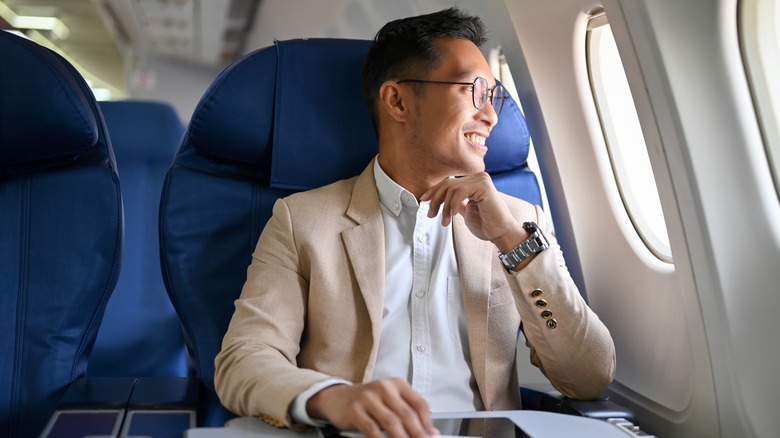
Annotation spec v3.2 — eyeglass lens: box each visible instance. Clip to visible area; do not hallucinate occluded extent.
[473,77,506,116]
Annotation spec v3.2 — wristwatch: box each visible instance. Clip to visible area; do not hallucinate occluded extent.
[498,221,550,270]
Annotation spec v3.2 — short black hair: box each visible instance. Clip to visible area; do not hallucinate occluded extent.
[361,7,487,128]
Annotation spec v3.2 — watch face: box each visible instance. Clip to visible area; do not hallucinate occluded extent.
[522,221,539,233]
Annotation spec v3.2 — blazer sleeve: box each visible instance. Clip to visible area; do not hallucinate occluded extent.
[214,198,334,427]
[508,204,616,400]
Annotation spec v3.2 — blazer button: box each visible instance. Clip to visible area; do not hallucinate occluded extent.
[535,299,547,308]
[541,310,553,319]
[546,319,558,329]
[530,289,542,298]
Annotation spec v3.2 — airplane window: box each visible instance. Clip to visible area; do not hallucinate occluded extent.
[741,0,780,198]
[587,20,673,262]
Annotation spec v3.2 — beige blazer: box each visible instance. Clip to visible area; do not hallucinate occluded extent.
[215,162,615,426]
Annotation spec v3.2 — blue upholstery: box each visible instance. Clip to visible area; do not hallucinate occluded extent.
[485,89,541,207]
[159,38,539,426]
[89,101,187,378]
[0,30,123,437]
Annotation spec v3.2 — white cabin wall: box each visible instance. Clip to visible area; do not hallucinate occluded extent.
[608,1,780,437]
[500,0,726,436]
[242,0,418,51]
[125,56,221,123]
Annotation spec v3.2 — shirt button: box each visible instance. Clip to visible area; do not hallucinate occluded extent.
[416,344,426,352]
[418,234,427,243]
[415,290,425,298]
[393,203,400,211]
[530,289,542,298]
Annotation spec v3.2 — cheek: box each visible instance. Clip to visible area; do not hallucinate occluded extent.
[437,107,467,129]
[418,98,473,133]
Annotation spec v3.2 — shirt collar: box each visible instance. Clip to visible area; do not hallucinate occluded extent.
[374,157,419,216]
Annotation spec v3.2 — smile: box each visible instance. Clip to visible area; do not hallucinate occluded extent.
[465,132,487,146]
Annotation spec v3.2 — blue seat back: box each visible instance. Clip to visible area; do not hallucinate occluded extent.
[0,31,123,437]
[89,100,187,378]
[159,38,538,425]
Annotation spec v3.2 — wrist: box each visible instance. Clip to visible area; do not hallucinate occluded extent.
[306,383,346,422]
[497,222,550,271]
[491,223,528,254]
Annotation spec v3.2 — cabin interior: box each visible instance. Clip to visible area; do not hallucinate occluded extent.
[2,0,780,437]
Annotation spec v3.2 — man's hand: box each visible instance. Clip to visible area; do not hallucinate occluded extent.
[306,378,439,438]
[420,172,524,253]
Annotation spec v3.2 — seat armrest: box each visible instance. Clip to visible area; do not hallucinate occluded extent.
[520,383,638,425]
[57,377,137,409]
[129,377,200,410]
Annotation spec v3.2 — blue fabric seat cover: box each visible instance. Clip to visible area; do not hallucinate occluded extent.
[0,30,122,437]
[89,100,187,378]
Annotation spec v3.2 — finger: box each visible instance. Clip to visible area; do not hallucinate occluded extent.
[440,188,457,226]
[349,391,400,438]
[397,386,436,436]
[363,395,409,438]
[420,187,433,202]
[448,190,471,219]
[425,185,447,219]
[380,393,429,438]
[443,185,475,227]
[378,379,435,437]
[354,412,386,438]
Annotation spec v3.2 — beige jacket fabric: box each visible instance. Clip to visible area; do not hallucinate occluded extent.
[214,162,616,426]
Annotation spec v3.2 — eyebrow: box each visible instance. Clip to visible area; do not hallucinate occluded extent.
[453,71,498,87]
[454,71,475,81]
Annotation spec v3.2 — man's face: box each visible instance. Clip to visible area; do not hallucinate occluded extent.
[405,38,499,179]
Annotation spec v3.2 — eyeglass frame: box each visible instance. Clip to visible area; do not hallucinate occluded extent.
[395,76,506,116]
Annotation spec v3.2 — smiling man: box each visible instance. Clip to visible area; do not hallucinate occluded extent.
[215,7,615,438]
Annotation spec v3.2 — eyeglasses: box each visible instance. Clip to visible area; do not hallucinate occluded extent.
[396,76,506,116]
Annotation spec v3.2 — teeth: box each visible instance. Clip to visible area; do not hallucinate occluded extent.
[465,133,485,145]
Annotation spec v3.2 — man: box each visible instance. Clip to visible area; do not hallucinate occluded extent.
[215,7,615,438]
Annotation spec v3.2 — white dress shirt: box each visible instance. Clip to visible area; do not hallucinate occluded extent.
[290,158,479,424]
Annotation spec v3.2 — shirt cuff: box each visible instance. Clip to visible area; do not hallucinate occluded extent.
[289,378,352,426]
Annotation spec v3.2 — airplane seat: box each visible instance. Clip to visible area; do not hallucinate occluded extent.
[88,100,188,378]
[0,31,123,437]
[159,37,628,427]
[484,93,542,207]
[160,38,379,426]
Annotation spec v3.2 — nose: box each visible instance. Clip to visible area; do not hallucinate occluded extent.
[478,98,499,128]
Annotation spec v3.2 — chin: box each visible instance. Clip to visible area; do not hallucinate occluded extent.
[455,160,485,176]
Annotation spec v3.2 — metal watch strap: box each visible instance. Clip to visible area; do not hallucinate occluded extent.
[499,222,550,270]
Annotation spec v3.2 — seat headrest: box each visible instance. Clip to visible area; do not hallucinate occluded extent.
[484,90,531,173]
[187,38,378,189]
[100,100,184,163]
[0,31,99,166]
[185,38,530,188]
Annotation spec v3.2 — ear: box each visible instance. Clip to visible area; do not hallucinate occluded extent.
[378,81,409,123]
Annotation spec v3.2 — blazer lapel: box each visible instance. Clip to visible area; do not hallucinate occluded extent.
[342,162,385,380]
[453,216,494,403]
